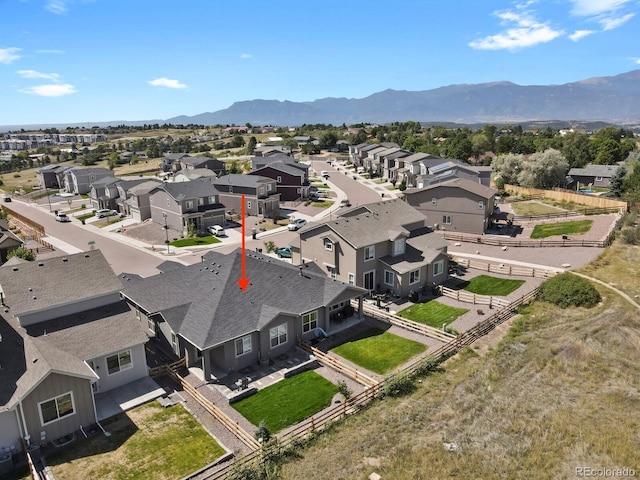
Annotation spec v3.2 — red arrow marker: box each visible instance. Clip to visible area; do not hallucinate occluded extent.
[237,194,250,291]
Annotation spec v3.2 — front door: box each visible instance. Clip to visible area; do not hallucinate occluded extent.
[363,270,375,291]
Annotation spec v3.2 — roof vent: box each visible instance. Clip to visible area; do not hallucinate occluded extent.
[38,263,44,267]
[33,296,37,300]
[32,358,38,363]
[84,254,90,258]
[62,258,68,262]
[12,267,18,272]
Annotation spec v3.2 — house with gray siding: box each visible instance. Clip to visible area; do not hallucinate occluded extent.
[567,164,620,189]
[149,179,226,234]
[36,165,73,190]
[213,174,280,217]
[403,177,497,234]
[0,251,152,458]
[121,249,366,382]
[62,167,115,195]
[292,199,449,298]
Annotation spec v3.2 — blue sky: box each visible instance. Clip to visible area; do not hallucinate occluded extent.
[1,0,638,126]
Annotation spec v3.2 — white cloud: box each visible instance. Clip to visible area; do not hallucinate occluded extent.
[632,57,640,65]
[148,77,187,89]
[17,70,61,81]
[469,10,563,50]
[569,0,629,17]
[19,83,76,97]
[0,47,22,64]
[568,29,595,41]
[45,0,69,14]
[240,53,252,59]
[599,13,634,30]
[36,49,65,55]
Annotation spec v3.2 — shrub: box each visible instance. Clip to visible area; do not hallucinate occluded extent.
[336,380,352,400]
[7,246,36,261]
[384,373,416,398]
[263,240,276,253]
[538,273,601,308]
[255,420,271,443]
[621,225,640,245]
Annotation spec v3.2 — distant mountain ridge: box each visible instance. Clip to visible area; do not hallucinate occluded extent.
[166,69,640,126]
[3,70,640,132]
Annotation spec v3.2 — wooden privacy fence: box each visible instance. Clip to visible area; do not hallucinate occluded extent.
[298,344,379,388]
[357,300,455,342]
[505,184,628,211]
[148,357,185,378]
[2,204,46,234]
[438,285,510,309]
[451,256,560,279]
[166,367,261,452]
[442,231,608,248]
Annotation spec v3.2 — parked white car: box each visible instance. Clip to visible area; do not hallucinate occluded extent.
[288,219,307,231]
[55,212,71,222]
[207,225,225,236]
[96,209,118,218]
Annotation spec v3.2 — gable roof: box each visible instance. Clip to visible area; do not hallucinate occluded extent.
[0,250,123,319]
[214,174,274,189]
[152,179,219,200]
[300,199,426,249]
[121,249,366,350]
[404,177,497,199]
[251,161,306,178]
[568,164,620,178]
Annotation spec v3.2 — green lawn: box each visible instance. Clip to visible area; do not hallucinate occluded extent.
[232,370,337,433]
[47,402,225,480]
[331,328,426,375]
[530,219,593,239]
[457,275,525,296]
[397,301,469,328]
[170,236,221,247]
[311,200,334,208]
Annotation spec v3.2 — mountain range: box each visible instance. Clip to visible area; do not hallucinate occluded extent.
[4,70,640,131]
[165,70,640,127]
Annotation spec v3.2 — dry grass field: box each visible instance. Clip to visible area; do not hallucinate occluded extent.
[277,241,640,479]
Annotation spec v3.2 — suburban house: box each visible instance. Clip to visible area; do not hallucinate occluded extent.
[122,180,163,221]
[62,167,115,195]
[178,156,226,176]
[120,249,367,382]
[253,145,291,157]
[0,219,22,263]
[381,149,412,182]
[415,160,492,189]
[149,179,226,234]
[0,251,155,457]
[161,153,190,172]
[567,164,621,190]
[248,161,310,201]
[403,177,498,234]
[292,199,449,297]
[35,165,73,190]
[250,153,299,171]
[88,177,161,212]
[213,174,280,217]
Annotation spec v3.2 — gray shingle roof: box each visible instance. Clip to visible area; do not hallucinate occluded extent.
[121,249,366,350]
[405,177,497,199]
[379,236,446,274]
[0,250,123,319]
[214,174,273,188]
[568,165,620,178]
[252,162,306,177]
[300,199,426,249]
[153,179,219,200]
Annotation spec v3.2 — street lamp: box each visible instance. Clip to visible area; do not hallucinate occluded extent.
[162,212,170,254]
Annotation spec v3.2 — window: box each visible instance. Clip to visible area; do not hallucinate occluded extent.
[442,215,452,225]
[107,350,132,375]
[270,324,287,348]
[431,197,437,206]
[235,335,252,356]
[247,201,252,209]
[229,186,233,193]
[478,201,484,209]
[267,183,273,191]
[259,187,265,195]
[147,316,155,333]
[434,260,444,276]
[39,392,74,426]
[325,241,333,251]
[302,310,318,333]
[348,273,355,285]
[198,197,204,206]
[410,269,420,284]
[364,245,375,261]
[208,196,216,204]
[277,176,282,184]
[186,200,194,210]
[329,267,336,279]
[171,332,177,350]
[595,176,603,181]
[384,270,395,286]
[394,238,405,255]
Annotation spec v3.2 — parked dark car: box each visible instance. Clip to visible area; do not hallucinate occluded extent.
[275,246,293,258]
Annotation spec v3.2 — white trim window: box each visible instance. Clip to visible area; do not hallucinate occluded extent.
[325,241,333,251]
[247,201,252,209]
[329,267,337,279]
[384,270,395,286]
[478,200,484,210]
[185,200,194,210]
[270,324,287,348]
[348,273,355,285]
[39,392,75,426]
[302,310,318,333]
[442,215,452,225]
[198,197,204,206]
[595,176,603,181]
[364,245,375,261]
[235,335,252,356]
[431,197,437,206]
[107,350,133,375]
[409,269,420,284]
[394,238,405,255]
[434,260,444,276]
[277,176,282,184]
[147,316,155,333]
[208,196,216,204]
[171,332,178,351]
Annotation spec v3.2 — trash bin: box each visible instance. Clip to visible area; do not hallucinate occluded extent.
[251,228,257,240]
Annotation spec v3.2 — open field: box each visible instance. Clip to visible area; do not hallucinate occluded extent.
[278,270,640,479]
[531,219,594,239]
[510,201,566,216]
[46,402,225,480]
